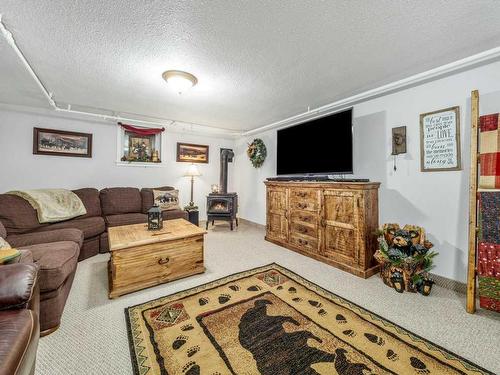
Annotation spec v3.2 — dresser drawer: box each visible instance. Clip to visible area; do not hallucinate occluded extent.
[290,222,318,238]
[290,235,318,252]
[290,210,318,226]
[290,189,318,201]
[289,200,319,212]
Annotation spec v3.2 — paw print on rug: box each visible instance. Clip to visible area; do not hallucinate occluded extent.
[218,294,231,304]
[187,345,200,358]
[308,300,323,308]
[288,287,297,293]
[292,297,303,303]
[182,361,200,375]
[181,324,194,331]
[198,297,209,306]
[336,314,347,324]
[364,333,385,346]
[276,285,284,290]
[343,329,356,338]
[172,335,188,350]
[247,285,262,292]
[410,357,430,374]
[318,309,327,316]
[229,285,240,291]
[386,349,399,361]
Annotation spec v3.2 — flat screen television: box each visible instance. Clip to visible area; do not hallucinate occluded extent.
[276,108,353,175]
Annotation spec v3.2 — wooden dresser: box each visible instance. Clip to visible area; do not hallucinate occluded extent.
[265,181,380,278]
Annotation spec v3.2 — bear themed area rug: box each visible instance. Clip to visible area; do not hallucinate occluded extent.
[125,264,493,375]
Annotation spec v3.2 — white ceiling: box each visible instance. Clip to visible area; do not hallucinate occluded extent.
[1,1,499,131]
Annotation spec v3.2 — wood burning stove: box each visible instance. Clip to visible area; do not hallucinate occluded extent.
[206,148,238,230]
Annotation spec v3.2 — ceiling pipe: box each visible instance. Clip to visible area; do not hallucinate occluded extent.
[54,105,174,128]
[0,14,56,109]
[0,14,238,134]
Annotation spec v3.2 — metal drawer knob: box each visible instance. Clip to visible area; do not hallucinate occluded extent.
[158,257,170,265]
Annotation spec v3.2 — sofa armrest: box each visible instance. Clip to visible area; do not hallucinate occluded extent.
[6,229,84,248]
[0,263,38,310]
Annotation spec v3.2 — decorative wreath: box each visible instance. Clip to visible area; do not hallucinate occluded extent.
[247,138,267,168]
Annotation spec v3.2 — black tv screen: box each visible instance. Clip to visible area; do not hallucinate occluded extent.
[276,108,353,175]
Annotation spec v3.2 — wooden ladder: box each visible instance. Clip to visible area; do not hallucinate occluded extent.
[466,90,479,313]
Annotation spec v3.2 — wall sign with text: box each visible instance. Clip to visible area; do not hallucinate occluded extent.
[419,106,461,172]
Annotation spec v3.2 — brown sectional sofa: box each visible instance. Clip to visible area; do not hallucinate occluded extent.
[0,186,187,336]
[0,186,188,260]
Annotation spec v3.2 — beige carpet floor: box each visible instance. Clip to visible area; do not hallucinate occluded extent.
[35,221,500,375]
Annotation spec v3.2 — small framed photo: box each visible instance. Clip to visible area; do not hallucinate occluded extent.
[176,143,209,163]
[33,127,92,158]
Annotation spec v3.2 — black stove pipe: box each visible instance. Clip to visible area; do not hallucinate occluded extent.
[220,148,234,194]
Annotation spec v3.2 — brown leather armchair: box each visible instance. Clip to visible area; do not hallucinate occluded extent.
[0,263,40,375]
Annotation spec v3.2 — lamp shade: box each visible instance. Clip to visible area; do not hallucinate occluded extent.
[184,163,201,177]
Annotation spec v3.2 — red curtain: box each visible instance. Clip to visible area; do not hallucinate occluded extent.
[119,122,165,135]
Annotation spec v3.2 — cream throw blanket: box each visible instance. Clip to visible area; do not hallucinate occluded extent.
[8,189,87,223]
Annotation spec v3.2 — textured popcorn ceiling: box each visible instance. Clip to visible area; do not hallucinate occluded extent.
[1,1,500,131]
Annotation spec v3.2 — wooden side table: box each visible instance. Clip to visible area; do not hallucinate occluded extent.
[186,209,199,226]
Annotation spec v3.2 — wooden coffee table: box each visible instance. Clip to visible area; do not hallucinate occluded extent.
[107,218,206,299]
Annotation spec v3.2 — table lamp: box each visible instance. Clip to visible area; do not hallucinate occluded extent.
[184,163,201,208]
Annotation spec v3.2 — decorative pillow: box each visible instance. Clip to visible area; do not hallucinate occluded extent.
[0,248,21,264]
[153,189,181,211]
[0,237,11,249]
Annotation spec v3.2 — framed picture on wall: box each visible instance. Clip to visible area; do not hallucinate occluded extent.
[176,143,209,163]
[33,127,92,158]
[419,106,461,172]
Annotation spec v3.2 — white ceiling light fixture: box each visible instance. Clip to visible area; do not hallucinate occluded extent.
[162,70,198,94]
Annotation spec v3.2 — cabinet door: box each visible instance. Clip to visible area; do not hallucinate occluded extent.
[321,190,362,266]
[266,188,289,241]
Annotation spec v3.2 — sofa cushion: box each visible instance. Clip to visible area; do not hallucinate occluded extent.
[162,209,188,221]
[7,229,84,249]
[21,241,79,292]
[19,250,33,264]
[35,217,105,239]
[105,213,147,228]
[100,188,142,215]
[0,194,41,234]
[141,186,175,213]
[73,188,101,218]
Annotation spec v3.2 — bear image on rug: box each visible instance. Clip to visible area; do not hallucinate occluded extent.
[125,264,494,375]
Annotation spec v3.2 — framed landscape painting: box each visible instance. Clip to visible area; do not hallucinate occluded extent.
[176,142,209,163]
[33,127,92,158]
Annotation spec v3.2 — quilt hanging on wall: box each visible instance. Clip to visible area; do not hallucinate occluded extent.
[478,112,500,313]
[479,113,500,189]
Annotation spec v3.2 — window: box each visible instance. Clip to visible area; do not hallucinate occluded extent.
[117,124,164,165]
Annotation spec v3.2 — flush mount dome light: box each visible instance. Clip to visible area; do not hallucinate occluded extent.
[162,70,198,94]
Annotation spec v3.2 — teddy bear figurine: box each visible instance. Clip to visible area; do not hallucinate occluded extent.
[388,229,415,258]
[376,223,437,295]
